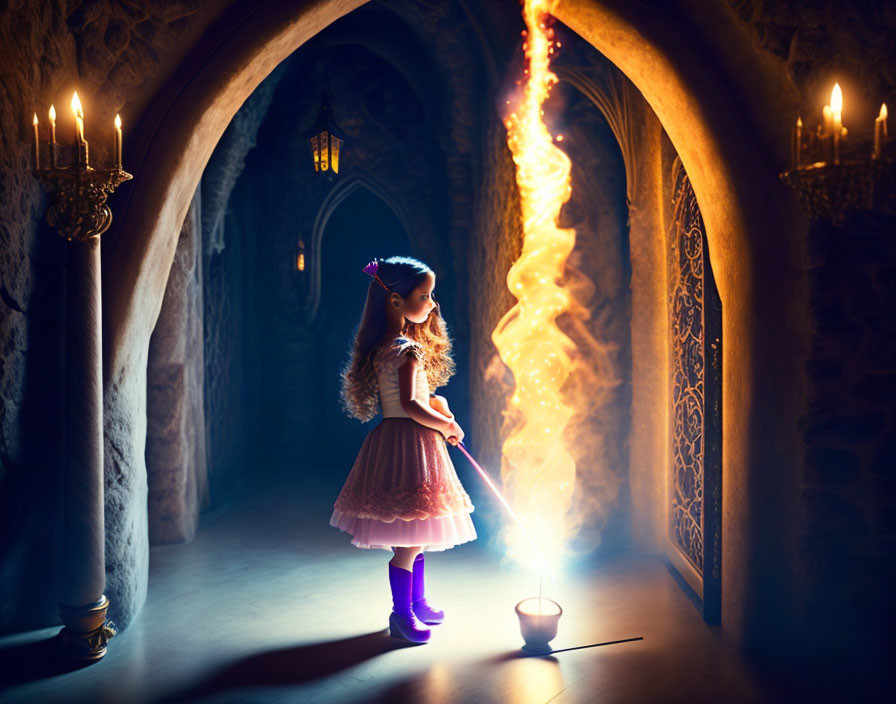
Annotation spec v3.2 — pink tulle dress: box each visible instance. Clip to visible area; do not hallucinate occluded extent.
[330,336,476,551]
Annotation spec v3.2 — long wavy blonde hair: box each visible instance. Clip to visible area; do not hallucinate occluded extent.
[341,256,456,422]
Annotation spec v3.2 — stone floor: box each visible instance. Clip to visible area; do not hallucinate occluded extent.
[0,475,826,703]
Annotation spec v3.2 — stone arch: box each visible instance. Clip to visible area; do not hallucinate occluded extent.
[103,0,800,650]
[556,59,725,622]
[305,170,414,324]
[553,63,641,206]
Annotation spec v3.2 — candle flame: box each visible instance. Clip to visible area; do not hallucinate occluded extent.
[49,105,56,123]
[830,83,842,114]
[494,0,578,573]
[115,114,121,129]
[33,112,38,126]
[71,91,83,117]
[881,104,888,120]
[796,116,802,127]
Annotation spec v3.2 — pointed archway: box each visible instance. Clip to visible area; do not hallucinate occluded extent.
[101,0,800,652]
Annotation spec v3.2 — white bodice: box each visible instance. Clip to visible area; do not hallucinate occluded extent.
[375,337,430,418]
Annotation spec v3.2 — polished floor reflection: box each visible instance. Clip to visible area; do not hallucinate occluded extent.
[1,476,778,703]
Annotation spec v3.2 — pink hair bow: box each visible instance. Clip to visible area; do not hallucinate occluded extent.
[362,259,390,292]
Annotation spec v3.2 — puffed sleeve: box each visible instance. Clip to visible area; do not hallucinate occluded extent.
[390,337,424,370]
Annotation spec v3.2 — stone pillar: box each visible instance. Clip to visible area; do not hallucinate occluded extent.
[59,237,114,661]
[36,162,132,661]
[625,105,668,552]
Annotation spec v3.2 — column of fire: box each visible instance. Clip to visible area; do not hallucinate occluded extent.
[493,0,578,571]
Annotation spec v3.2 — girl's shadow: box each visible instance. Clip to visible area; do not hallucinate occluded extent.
[166,629,414,702]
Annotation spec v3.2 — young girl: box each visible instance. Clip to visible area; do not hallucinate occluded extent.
[330,256,476,644]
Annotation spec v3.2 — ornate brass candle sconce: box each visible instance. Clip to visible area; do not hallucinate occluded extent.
[35,163,133,241]
[779,157,889,225]
[780,87,891,225]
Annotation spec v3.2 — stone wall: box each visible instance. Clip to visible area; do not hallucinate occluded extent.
[468,114,522,535]
[146,191,208,545]
[202,208,248,500]
[722,0,896,660]
[797,210,896,657]
[0,0,207,633]
[727,0,896,111]
[0,1,74,634]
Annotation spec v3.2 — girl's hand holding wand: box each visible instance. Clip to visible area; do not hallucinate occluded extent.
[398,356,463,445]
[430,394,463,445]
[441,419,464,446]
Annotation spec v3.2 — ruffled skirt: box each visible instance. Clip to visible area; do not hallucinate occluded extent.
[330,417,476,551]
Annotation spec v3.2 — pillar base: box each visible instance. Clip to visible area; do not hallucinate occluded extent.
[58,594,117,662]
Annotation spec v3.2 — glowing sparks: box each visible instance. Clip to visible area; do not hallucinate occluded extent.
[493,0,577,573]
[457,443,556,579]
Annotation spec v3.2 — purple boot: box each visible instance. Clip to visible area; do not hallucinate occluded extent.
[412,554,445,625]
[388,563,431,643]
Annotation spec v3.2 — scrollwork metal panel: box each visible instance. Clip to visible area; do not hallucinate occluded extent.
[667,157,722,622]
[669,163,705,574]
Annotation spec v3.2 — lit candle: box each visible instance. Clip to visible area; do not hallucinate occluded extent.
[32,113,39,169]
[831,83,842,164]
[49,105,56,167]
[794,117,802,167]
[71,92,88,168]
[71,91,84,144]
[114,114,122,169]
[875,103,888,159]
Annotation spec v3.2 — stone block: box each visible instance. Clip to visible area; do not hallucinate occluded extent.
[802,411,886,446]
[803,489,868,542]
[805,357,844,382]
[869,432,896,476]
[810,303,864,350]
[851,374,896,403]
[804,445,861,487]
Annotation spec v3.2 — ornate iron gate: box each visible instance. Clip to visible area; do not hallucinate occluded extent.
[667,158,722,624]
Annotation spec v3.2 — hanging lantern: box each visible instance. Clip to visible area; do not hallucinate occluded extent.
[296,238,306,272]
[306,90,345,176]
